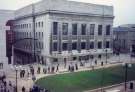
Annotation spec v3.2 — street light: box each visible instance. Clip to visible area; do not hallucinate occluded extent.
[11,65,22,92]
[105,49,107,64]
[122,63,132,92]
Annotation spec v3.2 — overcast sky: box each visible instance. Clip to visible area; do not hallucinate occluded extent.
[0,0,135,26]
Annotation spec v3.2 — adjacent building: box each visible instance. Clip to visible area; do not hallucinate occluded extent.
[113,24,135,55]
[12,0,114,65]
[0,10,14,70]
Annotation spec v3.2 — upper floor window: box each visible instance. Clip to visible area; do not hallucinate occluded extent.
[38,22,41,27]
[29,24,31,28]
[53,22,58,35]
[41,22,44,27]
[106,25,111,35]
[81,24,86,35]
[36,23,37,28]
[98,41,102,49]
[72,23,77,35]
[106,41,110,48]
[62,23,68,35]
[90,24,95,35]
[81,42,86,49]
[98,25,102,35]
[42,32,43,38]
[72,42,77,50]
[62,43,68,51]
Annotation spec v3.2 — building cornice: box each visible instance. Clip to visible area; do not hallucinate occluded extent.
[14,10,114,20]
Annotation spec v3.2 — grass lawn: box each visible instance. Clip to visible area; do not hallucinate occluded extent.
[36,64,135,92]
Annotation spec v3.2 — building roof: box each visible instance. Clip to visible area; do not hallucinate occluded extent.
[119,24,135,28]
[113,26,135,32]
[14,0,113,19]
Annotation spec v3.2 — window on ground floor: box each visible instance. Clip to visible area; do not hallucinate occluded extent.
[106,41,110,48]
[53,42,58,51]
[90,42,94,49]
[72,42,77,50]
[98,41,102,49]
[81,42,86,49]
[0,63,3,69]
[62,43,68,51]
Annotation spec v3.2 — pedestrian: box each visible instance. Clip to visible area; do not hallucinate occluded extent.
[23,70,25,77]
[68,65,71,71]
[51,66,55,73]
[56,65,58,72]
[27,71,30,77]
[75,63,78,70]
[4,87,6,92]
[13,86,16,92]
[29,88,32,92]
[48,66,50,73]
[9,81,12,87]
[32,68,35,76]
[32,75,36,82]
[101,61,104,66]
[22,86,26,92]
[95,60,97,65]
[43,67,47,74]
[64,59,67,68]
[37,67,40,74]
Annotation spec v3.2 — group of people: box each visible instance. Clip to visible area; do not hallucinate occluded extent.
[20,70,26,78]
[0,73,16,92]
[68,63,78,72]
[29,84,49,92]
[42,64,59,74]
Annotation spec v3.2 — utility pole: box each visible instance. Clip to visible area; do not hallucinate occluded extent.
[32,4,36,63]
[101,5,105,92]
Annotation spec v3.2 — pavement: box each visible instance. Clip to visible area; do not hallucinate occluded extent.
[2,54,135,92]
[85,81,135,92]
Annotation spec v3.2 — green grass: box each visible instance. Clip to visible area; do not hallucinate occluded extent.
[36,64,135,92]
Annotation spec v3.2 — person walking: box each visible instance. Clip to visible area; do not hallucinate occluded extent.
[56,64,59,72]
[22,86,26,92]
[75,63,78,70]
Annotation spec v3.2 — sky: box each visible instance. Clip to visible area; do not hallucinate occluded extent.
[0,0,135,26]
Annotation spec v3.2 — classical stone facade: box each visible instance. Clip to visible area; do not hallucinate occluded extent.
[12,0,114,65]
[0,10,14,70]
[113,24,135,55]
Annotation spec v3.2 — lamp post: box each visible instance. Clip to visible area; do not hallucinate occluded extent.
[11,65,22,92]
[122,63,132,92]
[105,49,107,64]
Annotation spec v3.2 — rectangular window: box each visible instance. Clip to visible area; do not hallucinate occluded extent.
[53,22,58,35]
[62,43,68,51]
[38,22,40,27]
[106,41,110,48]
[41,22,44,27]
[42,32,43,38]
[81,24,86,35]
[62,23,68,35]
[39,32,41,38]
[106,25,111,35]
[90,42,94,49]
[90,24,95,35]
[53,42,57,51]
[81,42,86,49]
[35,23,37,28]
[98,25,102,35]
[72,23,77,35]
[29,24,31,28]
[72,42,77,50]
[98,41,102,49]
